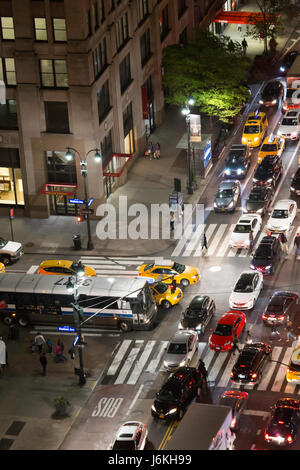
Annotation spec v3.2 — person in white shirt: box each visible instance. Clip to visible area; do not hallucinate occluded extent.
[35,332,46,353]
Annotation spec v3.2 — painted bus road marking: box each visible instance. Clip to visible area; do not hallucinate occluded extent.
[91,397,124,418]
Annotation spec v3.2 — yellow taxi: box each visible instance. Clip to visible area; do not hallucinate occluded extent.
[150,281,183,309]
[257,134,285,164]
[0,262,5,273]
[38,260,96,276]
[286,340,300,383]
[138,261,200,287]
[241,111,268,147]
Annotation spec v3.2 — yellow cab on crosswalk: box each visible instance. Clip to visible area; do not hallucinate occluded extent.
[286,340,300,383]
[241,110,268,148]
[257,134,285,164]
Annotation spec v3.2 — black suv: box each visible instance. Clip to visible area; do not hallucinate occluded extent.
[230,342,272,385]
[259,80,284,108]
[244,186,273,216]
[253,155,282,189]
[290,167,300,197]
[179,295,215,335]
[262,291,299,326]
[223,144,250,179]
[151,367,203,420]
[265,398,300,446]
[250,236,282,275]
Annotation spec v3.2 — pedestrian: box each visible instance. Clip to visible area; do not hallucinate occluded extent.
[39,352,47,376]
[228,39,235,53]
[0,336,6,373]
[246,330,252,344]
[286,320,296,342]
[237,24,242,33]
[57,338,65,354]
[202,232,208,253]
[154,142,160,159]
[55,342,66,362]
[198,359,208,382]
[232,336,240,356]
[242,38,248,55]
[270,325,281,341]
[249,230,254,251]
[46,338,53,354]
[34,332,46,353]
[170,211,175,232]
[294,233,300,259]
[280,231,288,256]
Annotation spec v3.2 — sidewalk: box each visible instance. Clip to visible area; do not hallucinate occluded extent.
[0,1,299,258]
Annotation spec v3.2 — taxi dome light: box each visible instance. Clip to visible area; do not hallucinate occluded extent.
[254,109,259,118]
[268,133,275,143]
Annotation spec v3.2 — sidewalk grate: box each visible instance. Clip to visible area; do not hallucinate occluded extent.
[6,421,25,436]
[0,438,14,450]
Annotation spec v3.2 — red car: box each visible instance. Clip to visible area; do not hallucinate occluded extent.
[209,310,246,352]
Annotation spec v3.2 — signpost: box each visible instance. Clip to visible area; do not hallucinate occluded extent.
[9,206,14,241]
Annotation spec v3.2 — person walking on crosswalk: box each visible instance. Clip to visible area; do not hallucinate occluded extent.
[280,231,288,257]
[294,233,300,259]
[201,232,208,253]
[285,320,296,342]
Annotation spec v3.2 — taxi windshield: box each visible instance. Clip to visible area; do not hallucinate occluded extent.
[244,125,259,134]
[172,262,185,274]
[153,282,168,294]
[272,209,288,218]
[261,144,277,152]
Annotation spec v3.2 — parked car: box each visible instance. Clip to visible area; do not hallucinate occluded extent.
[262,291,298,326]
[229,271,263,310]
[230,342,272,386]
[223,144,250,179]
[208,310,246,352]
[109,421,148,450]
[265,398,300,446]
[280,50,298,73]
[151,367,203,421]
[229,214,262,249]
[266,199,297,234]
[259,80,284,107]
[290,167,300,196]
[277,110,300,140]
[250,236,282,275]
[219,390,248,431]
[0,237,23,265]
[253,155,283,189]
[163,330,198,371]
[178,295,215,335]
[214,180,241,213]
[244,186,273,216]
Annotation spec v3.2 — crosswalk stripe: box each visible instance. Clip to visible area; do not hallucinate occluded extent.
[182,224,205,257]
[271,347,293,393]
[114,346,141,384]
[194,224,217,256]
[171,224,195,257]
[215,224,236,257]
[216,353,239,388]
[126,340,156,384]
[257,346,282,391]
[206,224,228,257]
[26,265,39,274]
[106,340,132,376]
[146,341,168,374]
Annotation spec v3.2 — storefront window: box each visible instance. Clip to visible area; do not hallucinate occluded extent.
[0,149,24,205]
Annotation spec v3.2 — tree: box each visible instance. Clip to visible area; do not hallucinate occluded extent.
[162,30,251,122]
[245,0,294,54]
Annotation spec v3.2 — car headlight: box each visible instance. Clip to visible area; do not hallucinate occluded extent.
[151,405,156,411]
[224,169,231,175]
[265,265,271,270]
[250,263,255,269]
[196,323,203,331]
[272,99,277,104]
[292,132,298,137]
[253,178,258,183]
[267,178,273,183]
[254,137,259,142]
[167,408,178,415]
[259,100,263,104]
[179,360,187,367]
[291,186,295,191]
[280,66,286,72]
[237,168,244,175]
[277,130,282,135]
[163,361,168,367]
[257,208,264,214]
[214,202,218,208]
[228,201,234,208]
[242,137,247,143]
[224,341,232,346]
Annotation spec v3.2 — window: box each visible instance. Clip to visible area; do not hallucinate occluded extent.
[140,29,151,67]
[46,150,77,184]
[119,53,131,94]
[40,59,68,87]
[0,99,18,130]
[101,129,113,166]
[160,5,169,42]
[97,0,105,24]
[44,101,70,133]
[109,0,115,12]
[137,0,149,24]
[0,58,16,85]
[1,17,15,40]
[123,102,135,153]
[52,18,67,42]
[93,3,99,30]
[116,12,129,50]
[97,80,111,123]
[34,18,47,41]
[178,0,187,18]
[92,37,107,78]
[179,27,187,46]
[0,148,24,206]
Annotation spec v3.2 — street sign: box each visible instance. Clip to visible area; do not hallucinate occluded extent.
[88,197,94,207]
[58,326,76,332]
[69,198,85,204]
[80,208,94,215]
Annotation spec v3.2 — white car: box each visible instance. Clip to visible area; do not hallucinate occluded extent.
[277,110,300,140]
[229,214,262,249]
[266,199,297,233]
[229,271,263,310]
[109,421,148,450]
[0,236,23,265]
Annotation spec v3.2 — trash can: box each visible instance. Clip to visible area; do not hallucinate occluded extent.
[73,235,81,250]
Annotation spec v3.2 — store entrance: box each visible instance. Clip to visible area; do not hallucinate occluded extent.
[49,195,77,215]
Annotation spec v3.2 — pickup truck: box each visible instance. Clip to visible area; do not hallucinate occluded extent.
[0,237,24,265]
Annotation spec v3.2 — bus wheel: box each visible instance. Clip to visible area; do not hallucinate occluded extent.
[119,321,132,332]
[3,316,12,326]
[18,316,29,327]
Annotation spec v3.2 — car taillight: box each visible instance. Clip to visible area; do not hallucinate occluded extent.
[287,435,293,443]
[265,433,270,440]
[231,417,236,428]
[262,314,267,319]
[251,373,257,379]
[278,316,285,321]
[230,371,234,377]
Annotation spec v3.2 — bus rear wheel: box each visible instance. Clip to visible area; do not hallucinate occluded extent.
[119,321,132,332]
[18,316,29,327]
[2,316,12,326]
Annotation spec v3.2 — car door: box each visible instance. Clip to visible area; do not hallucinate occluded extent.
[290,202,297,223]
[188,333,197,360]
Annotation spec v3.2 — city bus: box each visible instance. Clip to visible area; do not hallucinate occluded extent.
[0,273,157,332]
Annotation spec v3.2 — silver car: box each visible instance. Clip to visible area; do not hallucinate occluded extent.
[163,330,198,371]
[214,180,241,213]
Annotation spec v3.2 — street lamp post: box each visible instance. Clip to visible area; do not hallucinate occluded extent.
[65,147,102,250]
[181,98,195,195]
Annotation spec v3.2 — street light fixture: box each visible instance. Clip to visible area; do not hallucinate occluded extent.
[65,147,102,250]
[181,98,195,195]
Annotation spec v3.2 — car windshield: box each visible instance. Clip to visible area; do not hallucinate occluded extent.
[185,308,201,318]
[268,300,283,312]
[255,166,272,178]
[167,343,187,354]
[154,282,169,294]
[112,440,135,450]
[272,408,294,426]
[172,262,185,274]
[261,144,277,152]
[248,192,264,202]
[0,237,8,248]
[254,246,272,259]
[271,209,288,218]
[289,361,300,372]
[244,125,259,134]
[226,157,244,168]
[281,118,297,126]
[217,189,233,198]
[214,323,233,336]
[234,276,253,293]
[158,387,179,401]
[234,224,251,233]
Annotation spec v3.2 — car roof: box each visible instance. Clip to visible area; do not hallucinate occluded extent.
[116,422,141,440]
[273,199,294,209]
[219,180,236,189]
[262,135,281,144]
[284,110,300,118]
[189,295,207,307]
[219,311,244,324]
[40,260,72,268]
[170,330,194,343]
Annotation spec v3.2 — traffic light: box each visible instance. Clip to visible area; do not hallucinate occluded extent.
[76,214,84,222]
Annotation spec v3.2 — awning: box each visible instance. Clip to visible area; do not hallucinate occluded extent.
[214,11,280,25]
[40,182,77,196]
[103,153,133,178]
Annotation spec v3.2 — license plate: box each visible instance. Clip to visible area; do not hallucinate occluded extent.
[239,374,245,379]
[159,414,164,419]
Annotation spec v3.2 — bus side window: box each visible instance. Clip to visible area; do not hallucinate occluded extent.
[117,300,130,310]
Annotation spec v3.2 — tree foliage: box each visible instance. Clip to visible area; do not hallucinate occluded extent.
[162,30,251,122]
